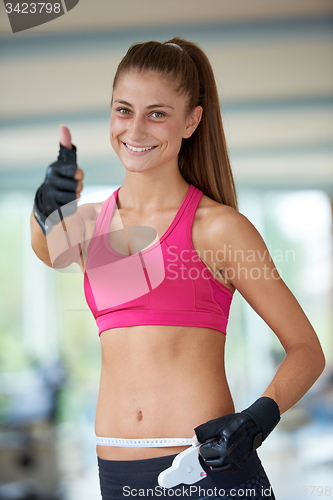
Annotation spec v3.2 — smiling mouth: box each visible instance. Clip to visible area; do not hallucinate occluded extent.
[122,142,158,152]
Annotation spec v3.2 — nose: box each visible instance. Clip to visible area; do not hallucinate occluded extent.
[127,114,148,143]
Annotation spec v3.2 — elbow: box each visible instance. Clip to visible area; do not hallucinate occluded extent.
[314,335,326,375]
[309,341,326,382]
[31,241,53,268]
[288,339,326,382]
[318,347,326,377]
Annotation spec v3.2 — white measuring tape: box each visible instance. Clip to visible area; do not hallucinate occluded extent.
[96,436,194,447]
[96,436,207,488]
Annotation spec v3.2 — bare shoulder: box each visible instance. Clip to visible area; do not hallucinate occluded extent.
[192,195,249,293]
[78,200,104,222]
[196,194,251,240]
[195,194,268,269]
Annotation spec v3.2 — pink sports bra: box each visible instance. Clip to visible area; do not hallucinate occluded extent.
[83,184,233,336]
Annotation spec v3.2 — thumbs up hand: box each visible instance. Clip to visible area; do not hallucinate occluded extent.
[33,125,84,235]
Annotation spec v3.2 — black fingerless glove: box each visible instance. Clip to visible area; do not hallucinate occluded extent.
[33,144,78,235]
[194,397,280,474]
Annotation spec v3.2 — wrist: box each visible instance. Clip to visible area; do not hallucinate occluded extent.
[241,396,280,441]
[33,185,60,236]
[33,186,48,235]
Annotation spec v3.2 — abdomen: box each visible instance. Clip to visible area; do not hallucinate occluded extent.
[95,324,234,460]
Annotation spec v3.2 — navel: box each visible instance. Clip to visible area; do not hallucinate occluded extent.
[136,410,143,422]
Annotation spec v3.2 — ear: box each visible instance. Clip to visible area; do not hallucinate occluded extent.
[182,106,203,139]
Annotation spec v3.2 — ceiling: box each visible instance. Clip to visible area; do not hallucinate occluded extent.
[0,0,332,194]
[1,0,332,33]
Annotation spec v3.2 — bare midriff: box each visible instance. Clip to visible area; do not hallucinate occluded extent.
[95,324,234,460]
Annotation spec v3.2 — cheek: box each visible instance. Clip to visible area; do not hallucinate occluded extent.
[109,118,121,142]
[163,122,184,144]
[109,127,119,152]
[170,125,186,151]
[110,115,117,133]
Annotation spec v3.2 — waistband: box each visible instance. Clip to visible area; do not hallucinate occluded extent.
[97,450,263,489]
[96,436,194,447]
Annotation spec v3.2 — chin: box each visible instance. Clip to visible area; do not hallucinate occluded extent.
[122,162,153,173]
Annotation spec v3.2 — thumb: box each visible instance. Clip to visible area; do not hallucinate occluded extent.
[60,124,72,149]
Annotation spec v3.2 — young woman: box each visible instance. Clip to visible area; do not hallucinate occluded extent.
[30,38,325,499]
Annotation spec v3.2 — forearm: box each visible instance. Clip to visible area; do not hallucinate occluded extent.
[30,211,52,265]
[30,211,77,268]
[262,340,325,414]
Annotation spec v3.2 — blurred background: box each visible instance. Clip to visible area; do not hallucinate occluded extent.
[0,0,332,498]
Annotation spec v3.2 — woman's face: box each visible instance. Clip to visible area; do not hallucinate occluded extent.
[110,70,202,174]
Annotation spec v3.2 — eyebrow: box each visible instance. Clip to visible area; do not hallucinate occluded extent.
[115,100,175,110]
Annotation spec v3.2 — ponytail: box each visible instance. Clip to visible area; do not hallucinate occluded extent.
[113,37,238,210]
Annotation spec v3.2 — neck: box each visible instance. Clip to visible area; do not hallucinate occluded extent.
[118,168,190,214]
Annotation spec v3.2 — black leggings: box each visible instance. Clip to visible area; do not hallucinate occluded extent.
[98,451,276,500]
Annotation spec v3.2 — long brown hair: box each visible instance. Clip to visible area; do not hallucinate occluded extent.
[112,37,238,210]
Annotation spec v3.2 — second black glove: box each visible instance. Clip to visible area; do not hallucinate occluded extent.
[194,397,280,474]
[33,143,78,235]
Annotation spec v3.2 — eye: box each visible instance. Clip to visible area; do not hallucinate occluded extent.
[150,111,165,118]
[117,107,131,115]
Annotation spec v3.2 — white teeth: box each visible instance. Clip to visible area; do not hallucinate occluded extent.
[125,143,155,152]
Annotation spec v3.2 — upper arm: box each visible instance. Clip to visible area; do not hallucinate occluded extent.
[33,200,101,272]
[211,208,321,353]
[45,215,84,270]
[45,203,97,271]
